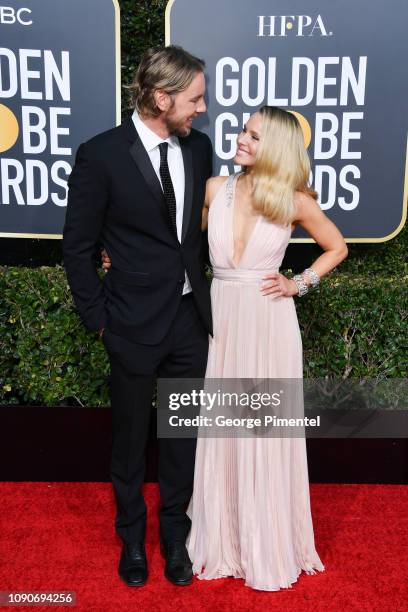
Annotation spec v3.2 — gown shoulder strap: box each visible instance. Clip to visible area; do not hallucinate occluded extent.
[225,171,242,208]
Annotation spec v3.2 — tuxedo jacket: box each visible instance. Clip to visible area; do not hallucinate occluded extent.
[63,117,213,345]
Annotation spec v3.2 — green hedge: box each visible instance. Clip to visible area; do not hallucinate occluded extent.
[0,229,406,406]
[0,267,109,406]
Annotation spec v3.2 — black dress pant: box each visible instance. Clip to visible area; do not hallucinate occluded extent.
[102,294,208,544]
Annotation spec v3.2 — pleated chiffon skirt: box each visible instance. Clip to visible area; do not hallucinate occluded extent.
[186,270,325,591]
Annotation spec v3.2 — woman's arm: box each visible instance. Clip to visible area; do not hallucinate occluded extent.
[293,191,348,278]
[202,176,228,231]
[262,192,348,298]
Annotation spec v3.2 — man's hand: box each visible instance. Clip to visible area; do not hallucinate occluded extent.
[101,249,112,272]
[98,328,105,338]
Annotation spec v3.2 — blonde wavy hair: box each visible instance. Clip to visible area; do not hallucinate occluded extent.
[250,106,317,225]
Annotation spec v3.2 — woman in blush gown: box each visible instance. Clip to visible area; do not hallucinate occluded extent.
[186,106,348,591]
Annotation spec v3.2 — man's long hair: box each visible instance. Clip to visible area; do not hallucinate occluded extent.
[128,46,205,116]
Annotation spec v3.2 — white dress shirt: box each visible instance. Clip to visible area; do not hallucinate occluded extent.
[132,111,192,295]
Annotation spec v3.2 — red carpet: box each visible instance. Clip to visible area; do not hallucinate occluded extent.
[0,483,407,611]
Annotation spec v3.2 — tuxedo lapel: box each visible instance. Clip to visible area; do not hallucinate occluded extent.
[121,119,169,224]
[128,136,166,209]
[181,139,193,242]
[122,118,194,242]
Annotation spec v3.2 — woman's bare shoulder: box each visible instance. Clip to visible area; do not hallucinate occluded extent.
[205,175,229,207]
[294,191,319,220]
[294,190,317,206]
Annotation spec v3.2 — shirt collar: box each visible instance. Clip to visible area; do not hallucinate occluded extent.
[132,111,179,152]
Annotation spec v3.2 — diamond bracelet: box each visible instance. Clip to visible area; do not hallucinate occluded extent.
[293,274,309,297]
[302,267,320,289]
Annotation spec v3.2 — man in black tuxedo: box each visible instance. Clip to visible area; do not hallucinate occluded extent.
[63,46,212,587]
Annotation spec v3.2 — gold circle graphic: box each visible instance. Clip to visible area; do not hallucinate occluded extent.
[0,104,19,153]
[286,22,294,30]
[290,111,312,149]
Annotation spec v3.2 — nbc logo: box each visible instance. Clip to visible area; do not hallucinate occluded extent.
[0,6,32,25]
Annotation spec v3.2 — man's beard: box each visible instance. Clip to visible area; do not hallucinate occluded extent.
[165,113,192,138]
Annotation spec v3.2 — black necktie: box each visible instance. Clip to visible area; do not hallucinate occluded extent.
[158,142,177,236]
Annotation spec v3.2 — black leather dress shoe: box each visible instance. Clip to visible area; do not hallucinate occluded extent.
[118,542,148,587]
[162,541,193,586]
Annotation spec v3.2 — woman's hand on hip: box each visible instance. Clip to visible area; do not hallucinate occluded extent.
[261,272,298,298]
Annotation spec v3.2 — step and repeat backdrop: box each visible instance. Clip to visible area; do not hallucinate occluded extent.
[0,0,407,242]
[0,0,120,238]
[167,0,408,241]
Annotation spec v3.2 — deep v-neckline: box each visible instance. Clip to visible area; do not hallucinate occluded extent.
[230,173,261,269]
